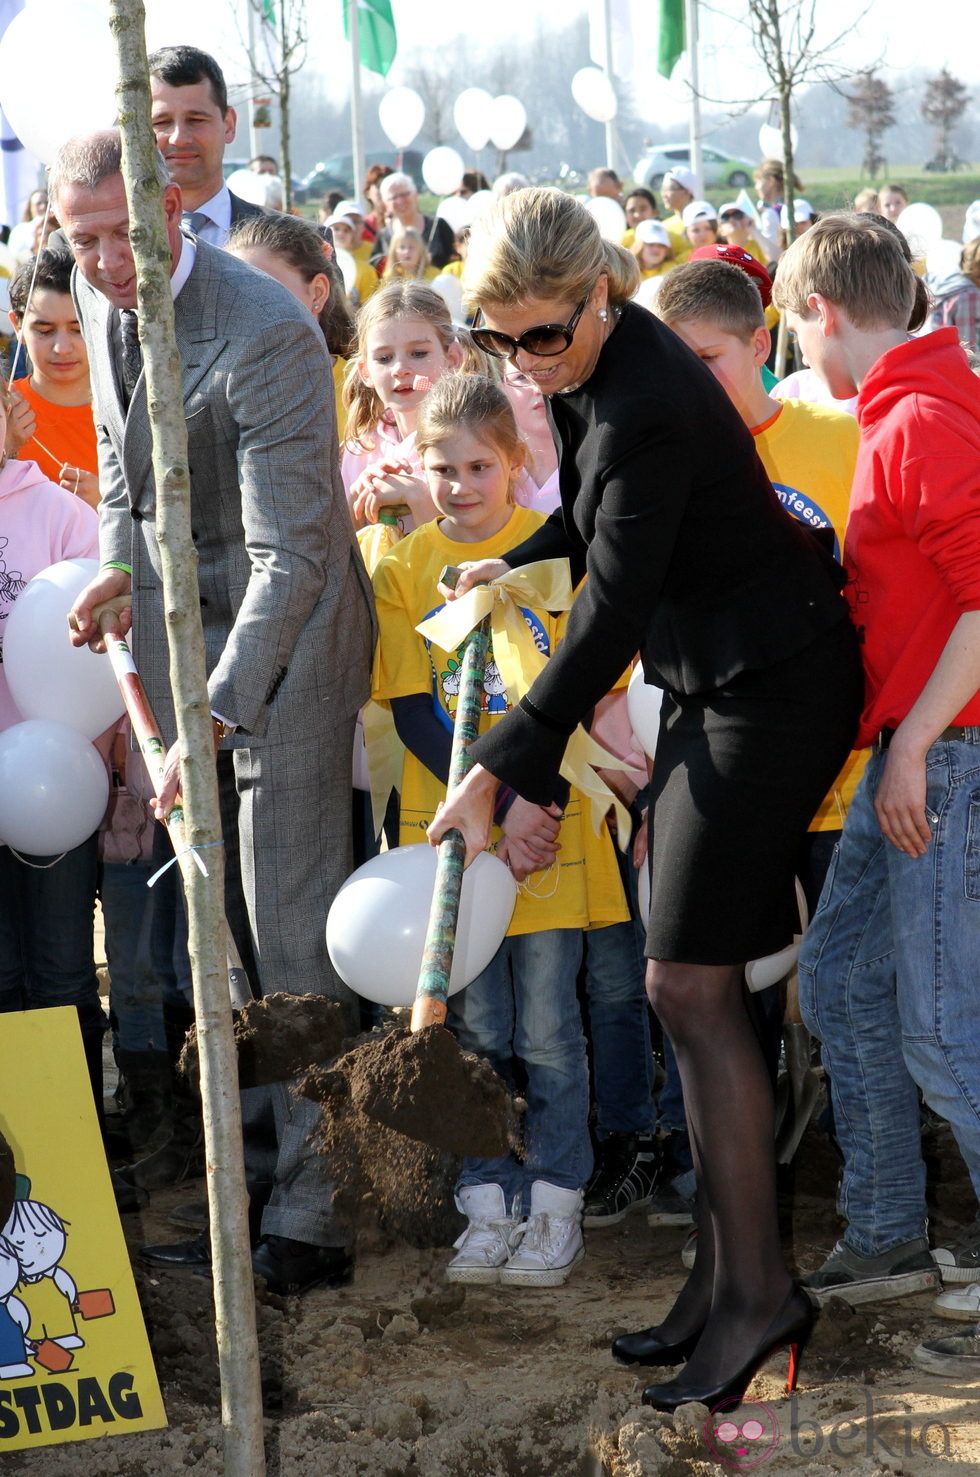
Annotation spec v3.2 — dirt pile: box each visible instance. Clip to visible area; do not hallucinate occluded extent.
[317,1024,517,1158]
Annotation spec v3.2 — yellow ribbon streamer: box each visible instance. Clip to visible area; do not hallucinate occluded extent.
[415,560,633,844]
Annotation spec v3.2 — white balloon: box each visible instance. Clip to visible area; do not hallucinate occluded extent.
[429,272,464,319]
[436,194,471,233]
[326,844,517,1007]
[334,247,357,296]
[454,87,494,152]
[0,3,117,164]
[927,237,965,277]
[571,67,617,124]
[745,943,801,992]
[757,123,798,162]
[489,95,527,152]
[462,189,495,225]
[378,87,426,150]
[897,202,943,256]
[584,194,627,243]
[422,146,464,198]
[0,719,108,854]
[626,662,663,759]
[4,558,125,739]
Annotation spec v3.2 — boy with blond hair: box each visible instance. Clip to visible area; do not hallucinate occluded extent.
[655,259,864,878]
[773,213,980,1342]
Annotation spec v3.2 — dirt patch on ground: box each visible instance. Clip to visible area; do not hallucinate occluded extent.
[10,1103,980,1476]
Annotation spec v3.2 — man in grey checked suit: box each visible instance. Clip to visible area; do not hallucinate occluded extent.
[59,130,374,1295]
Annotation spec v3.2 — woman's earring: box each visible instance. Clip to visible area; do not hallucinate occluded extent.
[598,309,608,322]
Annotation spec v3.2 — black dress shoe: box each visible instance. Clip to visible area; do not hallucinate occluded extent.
[251,1235,353,1296]
[611,1324,704,1366]
[138,1229,212,1271]
[641,1283,815,1412]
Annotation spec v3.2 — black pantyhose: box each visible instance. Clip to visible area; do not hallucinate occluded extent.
[645,961,793,1386]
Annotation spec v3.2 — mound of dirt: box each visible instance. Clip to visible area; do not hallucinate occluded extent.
[321,1025,516,1159]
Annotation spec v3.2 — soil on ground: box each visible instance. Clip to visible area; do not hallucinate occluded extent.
[8,1102,980,1477]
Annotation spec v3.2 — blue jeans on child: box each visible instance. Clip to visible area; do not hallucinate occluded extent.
[447,927,592,1201]
[799,733,980,1257]
[584,918,656,1139]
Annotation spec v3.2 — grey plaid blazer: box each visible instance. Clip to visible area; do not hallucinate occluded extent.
[75,238,375,748]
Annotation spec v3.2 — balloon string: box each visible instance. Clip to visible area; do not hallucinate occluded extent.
[147,838,223,888]
[6,847,68,869]
[7,198,52,393]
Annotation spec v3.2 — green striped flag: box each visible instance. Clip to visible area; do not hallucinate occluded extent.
[657,0,685,79]
[344,0,397,78]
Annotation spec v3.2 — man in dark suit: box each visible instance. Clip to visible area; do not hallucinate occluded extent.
[148,45,263,245]
[58,129,375,1295]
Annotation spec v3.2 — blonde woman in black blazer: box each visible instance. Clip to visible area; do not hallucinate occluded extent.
[431,188,862,1411]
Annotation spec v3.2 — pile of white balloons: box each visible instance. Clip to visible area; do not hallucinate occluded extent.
[326,844,517,1007]
[0,559,123,854]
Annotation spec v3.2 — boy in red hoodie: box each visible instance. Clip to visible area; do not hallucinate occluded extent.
[773,214,980,1340]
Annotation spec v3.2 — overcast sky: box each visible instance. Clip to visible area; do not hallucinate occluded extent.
[140,0,978,107]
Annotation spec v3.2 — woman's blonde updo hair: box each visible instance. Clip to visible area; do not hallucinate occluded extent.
[463,186,639,312]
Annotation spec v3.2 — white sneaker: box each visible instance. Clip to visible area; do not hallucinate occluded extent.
[934,1282,980,1321]
[445,1184,522,1285]
[499,1181,585,1288]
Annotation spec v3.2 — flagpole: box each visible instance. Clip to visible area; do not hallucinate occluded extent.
[685,0,703,194]
[600,0,616,172]
[349,0,366,209]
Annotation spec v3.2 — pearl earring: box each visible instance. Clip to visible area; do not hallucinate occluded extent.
[599,309,608,322]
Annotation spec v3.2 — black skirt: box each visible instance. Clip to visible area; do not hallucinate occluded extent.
[644,616,864,964]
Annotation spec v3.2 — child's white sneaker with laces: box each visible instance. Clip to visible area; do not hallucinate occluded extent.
[445,1184,522,1284]
[499,1180,585,1287]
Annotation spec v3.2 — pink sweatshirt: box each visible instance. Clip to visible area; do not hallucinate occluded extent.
[0,458,99,731]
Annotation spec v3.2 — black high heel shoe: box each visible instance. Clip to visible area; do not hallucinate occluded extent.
[640,1283,814,1413]
[612,1324,704,1367]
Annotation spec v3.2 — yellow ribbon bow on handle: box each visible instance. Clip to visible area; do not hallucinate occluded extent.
[415,559,633,846]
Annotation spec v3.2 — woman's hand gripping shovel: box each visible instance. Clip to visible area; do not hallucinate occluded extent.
[94,596,252,1009]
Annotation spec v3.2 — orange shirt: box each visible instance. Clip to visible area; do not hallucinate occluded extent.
[12,376,98,484]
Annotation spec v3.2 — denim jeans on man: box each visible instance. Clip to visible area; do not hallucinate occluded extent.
[447,927,592,1201]
[798,733,980,1257]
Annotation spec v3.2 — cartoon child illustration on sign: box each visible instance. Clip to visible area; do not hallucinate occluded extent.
[5,1200,83,1352]
[0,1236,32,1379]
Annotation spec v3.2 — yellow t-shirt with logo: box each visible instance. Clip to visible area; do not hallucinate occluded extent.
[372,505,628,934]
[752,399,866,829]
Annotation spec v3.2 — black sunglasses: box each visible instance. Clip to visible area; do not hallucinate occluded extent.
[471,296,590,359]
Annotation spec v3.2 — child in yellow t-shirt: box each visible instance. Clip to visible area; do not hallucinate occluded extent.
[654,258,864,889]
[372,374,627,1288]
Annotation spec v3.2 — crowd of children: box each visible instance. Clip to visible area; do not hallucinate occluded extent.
[3,154,980,1377]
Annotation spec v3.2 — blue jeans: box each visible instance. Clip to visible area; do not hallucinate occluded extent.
[101,860,168,1052]
[447,927,592,1200]
[0,836,103,1037]
[584,918,656,1138]
[799,734,980,1256]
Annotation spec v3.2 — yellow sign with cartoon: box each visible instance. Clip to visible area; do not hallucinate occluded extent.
[0,1007,166,1451]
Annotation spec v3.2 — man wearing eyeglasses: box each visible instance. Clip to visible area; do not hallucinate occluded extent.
[370,171,455,270]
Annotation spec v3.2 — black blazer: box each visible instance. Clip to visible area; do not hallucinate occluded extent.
[228,190,265,227]
[471,302,849,803]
